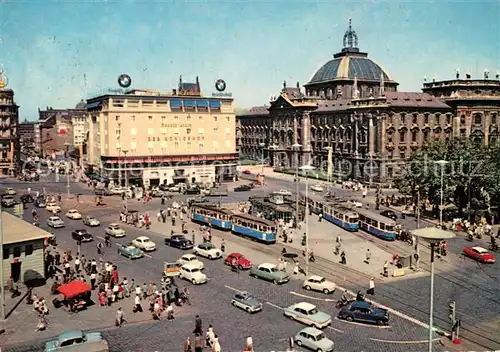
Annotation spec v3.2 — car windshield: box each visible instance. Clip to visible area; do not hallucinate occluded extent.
[269,267,278,272]
[191,268,200,273]
[111,225,120,229]
[143,239,151,243]
[317,277,325,283]
[88,217,96,220]
[306,308,319,315]
[314,332,326,340]
[204,244,214,249]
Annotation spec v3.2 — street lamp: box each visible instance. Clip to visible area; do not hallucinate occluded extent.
[299,164,315,276]
[292,143,302,226]
[64,142,71,197]
[259,142,266,175]
[122,149,129,209]
[324,146,332,187]
[413,227,455,352]
[435,160,448,226]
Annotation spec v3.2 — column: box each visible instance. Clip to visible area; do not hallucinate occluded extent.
[368,113,375,156]
[379,114,387,157]
[9,141,14,170]
[484,113,490,146]
[301,111,311,166]
[293,116,299,145]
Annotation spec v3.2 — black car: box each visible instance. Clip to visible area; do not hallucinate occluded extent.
[338,301,389,326]
[34,198,46,208]
[71,229,94,242]
[234,185,252,192]
[184,186,200,195]
[164,234,193,249]
[20,194,34,203]
[380,210,397,221]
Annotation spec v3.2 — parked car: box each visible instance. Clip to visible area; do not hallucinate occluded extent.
[463,246,496,263]
[275,189,292,196]
[105,223,125,238]
[150,188,165,197]
[46,202,61,213]
[242,169,251,174]
[20,194,34,203]
[179,263,207,285]
[34,198,47,208]
[5,187,16,195]
[193,242,222,259]
[131,236,156,251]
[45,330,109,352]
[338,301,390,326]
[303,275,336,294]
[108,187,126,195]
[231,291,263,313]
[1,195,17,207]
[347,200,363,208]
[117,243,144,259]
[284,302,332,329]
[310,184,324,192]
[224,252,252,270]
[294,327,335,352]
[47,216,65,228]
[184,186,200,195]
[66,209,82,220]
[177,253,204,270]
[249,263,290,284]
[234,185,252,192]
[380,210,397,221]
[71,229,93,242]
[83,216,100,227]
[164,234,193,249]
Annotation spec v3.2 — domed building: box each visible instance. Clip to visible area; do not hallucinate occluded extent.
[304,19,398,99]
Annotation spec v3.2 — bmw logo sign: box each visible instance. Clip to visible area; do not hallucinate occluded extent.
[118,74,132,88]
[215,79,226,92]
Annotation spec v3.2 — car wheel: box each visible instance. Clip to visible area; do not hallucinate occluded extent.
[304,285,311,291]
[316,349,324,352]
[238,265,243,270]
[191,279,197,284]
[273,279,279,285]
[323,288,330,294]
[377,319,385,326]
[346,316,354,322]
[231,301,236,306]
[296,339,302,347]
[208,255,212,259]
[246,307,252,313]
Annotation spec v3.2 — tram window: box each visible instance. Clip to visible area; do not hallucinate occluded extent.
[386,224,394,231]
[380,223,385,231]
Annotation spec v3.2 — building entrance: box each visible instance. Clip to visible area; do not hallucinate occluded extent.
[11,262,22,282]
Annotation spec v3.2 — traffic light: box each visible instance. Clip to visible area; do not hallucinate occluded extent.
[448,300,456,324]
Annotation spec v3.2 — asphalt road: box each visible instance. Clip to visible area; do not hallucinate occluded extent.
[1,176,441,352]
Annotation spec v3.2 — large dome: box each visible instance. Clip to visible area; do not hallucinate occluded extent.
[310,54,392,84]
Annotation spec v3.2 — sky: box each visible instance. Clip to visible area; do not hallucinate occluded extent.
[1,0,499,120]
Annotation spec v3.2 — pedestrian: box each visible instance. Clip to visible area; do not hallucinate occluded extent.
[97,242,103,255]
[64,261,70,276]
[194,333,203,352]
[192,231,196,245]
[365,249,371,264]
[166,303,174,320]
[74,256,80,273]
[293,262,299,275]
[133,294,143,313]
[90,272,97,290]
[184,336,192,352]
[212,334,221,352]
[340,250,346,265]
[115,307,125,327]
[135,284,142,299]
[383,261,389,277]
[194,314,203,334]
[206,325,215,348]
[244,336,254,352]
[221,239,225,253]
[367,277,375,295]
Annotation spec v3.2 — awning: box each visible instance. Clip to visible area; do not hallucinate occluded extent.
[196,100,208,107]
[209,100,221,108]
[57,280,91,299]
[183,100,195,107]
[170,99,182,107]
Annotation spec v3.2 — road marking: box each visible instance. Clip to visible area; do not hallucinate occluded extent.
[334,317,391,329]
[369,337,441,344]
[266,302,284,310]
[96,236,105,241]
[224,285,241,292]
[327,326,344,333]
[290,291,336,302]
[143,253,153,258]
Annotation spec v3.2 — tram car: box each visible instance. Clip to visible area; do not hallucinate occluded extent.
[355,208,397,241]
[190,203,233,230]
[231,213,277,244]
[322,203,360,232]
[299,193,324,215]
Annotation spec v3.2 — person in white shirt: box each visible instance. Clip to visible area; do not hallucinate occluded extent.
[368,278,375,295]
[134,294,143,312]
[166,303,174,320]
[90,272,97,289]
[135,285,142,299]
[74,257,80,273]
[206,326,215,347]
[212,335,221,352]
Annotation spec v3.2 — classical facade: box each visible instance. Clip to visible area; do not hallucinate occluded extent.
[237,20,500,183]
[0,88,20,174]
[86,77,238,187]
[19,120,41,157]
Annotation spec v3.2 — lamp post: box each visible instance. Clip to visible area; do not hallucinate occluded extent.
[324,146,332,189]
[292,143,302,226]
[259,142,265,175]
[415,185,421,270]
[64,142,71,197]
[413,227,455,352]
[122,149,128,209]
[299,164,316,276]
[435,160,448,226]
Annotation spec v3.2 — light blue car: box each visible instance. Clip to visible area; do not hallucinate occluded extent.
[117,243,144,259]
[46,216,65,228]
[45,330,108,351]
[284,302,332,329]
[294,327,334,352]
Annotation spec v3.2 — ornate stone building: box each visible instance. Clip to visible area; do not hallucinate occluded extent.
[237,21,500,183]
[0,88,20,174]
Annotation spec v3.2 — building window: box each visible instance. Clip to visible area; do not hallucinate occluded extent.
[130,141,137,150]
[412,114,417,124]
[174,142,179,149]
[214,116,217,122]
[116,115,120,121]
[226,116,230,121]
[148,116,153,121]
[3,246,9,259]
[161,116,166,121]
[447,115,452,124]
[148,128,153,135]
[198,128,204,134]
[399,132,405,143]
[400,151,406,159]
[131,128,137,135]
[25,244,33,256]
[412,131,417,142]
[13,246,21,258]
[186,128,191,134]
[213,127,218,132]
[131,115,136,121]
[225,128,231,135]
[175,116,179,120]
[187,142,192,151]
[424,114,429,124]
[187,115,191,120]
[474,114,482,125]
[491,114,497,125]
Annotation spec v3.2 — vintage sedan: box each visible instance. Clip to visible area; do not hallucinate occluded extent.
[66,209,83,220]
[5,187,16,195]
[46,202,61,213]
[284,302,332,329]
[380,210,397,221]
[294,327,335,352]
[310,184,324,192]
[177,253,204,270]
[338,301,389,326]
[1,195,17,207]
[117,243,144,259]
[275,189,293,196]
[132,236,156,251]
[34,198,47,208]
[249,263,290,284]
[463,246,496,263]
[303,275,336,294]
[224,252,252,270]
[45,330,109,352]
[193,242,222,259]
[47,216,65,228]
[105,223,125,238]
[165,234,193,249]
[83,216,100,227]
[179,263,207,285]
[71,229,93,242]
[20,194,34,203]
[231,291,263,313]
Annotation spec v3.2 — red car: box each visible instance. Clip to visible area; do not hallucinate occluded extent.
[242,170,251,175]
[463,246,496,263]
[224,252,252,269]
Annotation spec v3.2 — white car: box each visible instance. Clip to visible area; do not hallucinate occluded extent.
[303,275,336,294]
[109,187,127,195]
[310,184,324,192]
[275,189,292,196]
[179,263,207,285]
[131,236,156,251]
[177,254,204,270]
[47,216,65,228]
[46,202,61,213]
[193,242,222,260]
[83,216,100,227]
[347,200,363,208]
[105,223,126,238]
[66,209,82,220]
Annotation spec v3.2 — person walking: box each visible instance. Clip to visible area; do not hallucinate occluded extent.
[193,315,203,334]
[365,249,371,264]
[194,333,203,352]
[115,307,125,327]
[184,336,192,352]
[367,277,375,295]
[212,335,221,352]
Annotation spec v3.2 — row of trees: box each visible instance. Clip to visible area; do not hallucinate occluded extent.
[393,138,500,218]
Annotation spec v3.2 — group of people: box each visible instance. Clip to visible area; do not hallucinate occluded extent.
[32,294,50,331]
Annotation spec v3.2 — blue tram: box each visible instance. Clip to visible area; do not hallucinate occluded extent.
[231,213,277,244]
[322,203,360,232]
[300,193,324,215]
[355,208,396,241]
[190,204,233,230]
